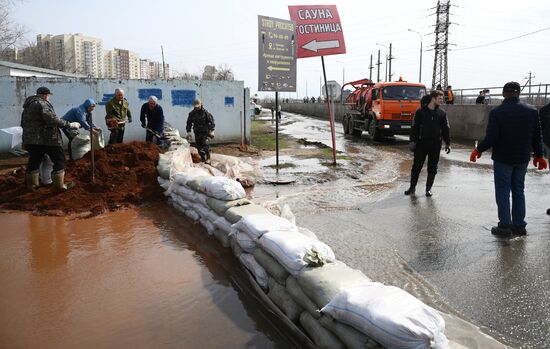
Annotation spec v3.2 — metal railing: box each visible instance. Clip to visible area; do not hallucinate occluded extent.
[452,83,549,106]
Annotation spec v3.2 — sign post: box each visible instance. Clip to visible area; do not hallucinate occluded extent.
[288,5,346,165]
[258,15,297,174]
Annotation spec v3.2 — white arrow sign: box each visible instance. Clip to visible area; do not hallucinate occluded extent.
[302,39,340,52]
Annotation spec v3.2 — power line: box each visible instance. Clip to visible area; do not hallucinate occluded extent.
[453,26,550,51]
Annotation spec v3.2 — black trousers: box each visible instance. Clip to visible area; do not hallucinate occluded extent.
[145,129,163,145]
[62,128,78,159]
[26,144,65,172]
[410,141,441,188]
[195,133,210,161]
[108,127,125,144]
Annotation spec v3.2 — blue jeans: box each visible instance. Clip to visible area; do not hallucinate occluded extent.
[493,161,528,227]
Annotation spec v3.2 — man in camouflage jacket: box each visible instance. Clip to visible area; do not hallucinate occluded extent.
[105,88,132,144]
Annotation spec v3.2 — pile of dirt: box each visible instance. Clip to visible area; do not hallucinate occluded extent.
[0,142,165,216]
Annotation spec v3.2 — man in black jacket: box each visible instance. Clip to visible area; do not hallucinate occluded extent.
[470,82,547,236]
[405,90,451,197]
[186,99,215,162]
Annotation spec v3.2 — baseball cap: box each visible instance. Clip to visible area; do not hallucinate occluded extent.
[503,82,521,93]
[36,87,52,95]
[193,99,202,107]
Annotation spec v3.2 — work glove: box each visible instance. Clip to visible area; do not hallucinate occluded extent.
[69,122,81,129]
[408,142,416,152]
[469,149,481,162]
[186,132,193,141]
[208,131,215,139]
[533,156,548,170]
[141,123,146,128]
[445,144,451,154]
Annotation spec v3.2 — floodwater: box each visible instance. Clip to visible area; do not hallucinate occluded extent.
[0,204,295,349]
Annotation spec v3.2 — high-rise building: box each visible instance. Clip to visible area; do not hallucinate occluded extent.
[102,48,140,79]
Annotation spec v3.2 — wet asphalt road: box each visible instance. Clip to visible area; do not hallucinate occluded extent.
[257,111,550,349]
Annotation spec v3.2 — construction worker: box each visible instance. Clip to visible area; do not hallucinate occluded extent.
[186,99,215,163]
[140,96,164,145]
[62,98,97,160]
[21,87,80,191]
[470,82,547,236]
[105,88,132,144]
[405,90,451,197]
[445,86,454,104]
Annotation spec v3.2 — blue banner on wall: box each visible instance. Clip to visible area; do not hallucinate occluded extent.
[98,93,115,105]
[224,97,234,106]
[138,88,163,101]
[171,90,196,106]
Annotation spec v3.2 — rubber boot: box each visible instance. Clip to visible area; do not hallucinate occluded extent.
[25,170,40,191]
[404,171,419,195]
[425,173,436,197]
[52,169,75,191]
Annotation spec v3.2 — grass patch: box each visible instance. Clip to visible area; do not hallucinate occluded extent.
[320,147,352,160]
[251,120,288,150]
[266,162,297,169]
[320,161,345,169]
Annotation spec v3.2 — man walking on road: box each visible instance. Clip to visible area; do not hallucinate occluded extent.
[470,82,547,236]
[105,88,132,144]
[186,99,215,163]
[405,90,451,197]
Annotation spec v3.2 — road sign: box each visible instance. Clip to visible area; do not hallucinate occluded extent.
[258,15,297,92]
[288,5,346,59]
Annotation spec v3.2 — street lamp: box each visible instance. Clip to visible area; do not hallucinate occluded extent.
[408,29,423,83]
[336,60,345,103]
[375,43,388,82]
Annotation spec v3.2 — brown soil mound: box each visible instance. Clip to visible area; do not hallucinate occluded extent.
[0,142,165,216]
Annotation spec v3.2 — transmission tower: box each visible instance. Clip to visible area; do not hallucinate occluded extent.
[431,0,451,90]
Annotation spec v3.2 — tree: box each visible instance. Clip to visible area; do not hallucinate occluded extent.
[215,64,234,81]
[0,0,25,59]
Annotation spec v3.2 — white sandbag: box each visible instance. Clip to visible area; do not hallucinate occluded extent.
[201,176,246,201]
[176,185,198,202]
[213,228,230,248]
[186,176,211,192]
[253,248,289,285]
[171,194,191,210]
[157,153,171,179]
[158,176,170,190]
[200,218,216,235]
[233,213,298,239]
[267,278,303,323]
[229,228,257,253]
[169,142,193,175]
[195,192,210,207]
[191,202,218,222]
[298,227,318,240]
[319,314,382,349]
[184,209,200,222]
[172,172,192,186]
[213,216,233,235]
[321,283,449,349]
[229,235,244,257]
[259,230,335,275]
[300,311,345,349]
[297,260,372,309]
[39,154,53,185]
[71,129,105,160]
[239,253,268,290]
[224,204,270,224]
[206,197,251,216]
[286,276,321,319]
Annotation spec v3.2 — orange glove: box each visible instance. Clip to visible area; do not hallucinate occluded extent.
[469,149,481,162]
[533,156,548,170]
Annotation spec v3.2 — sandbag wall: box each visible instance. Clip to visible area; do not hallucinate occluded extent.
[157,168,450,349]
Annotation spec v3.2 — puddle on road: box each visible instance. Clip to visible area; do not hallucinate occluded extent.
[0,204,294,349]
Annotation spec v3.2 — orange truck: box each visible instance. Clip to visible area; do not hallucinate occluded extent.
[341,77,427,140]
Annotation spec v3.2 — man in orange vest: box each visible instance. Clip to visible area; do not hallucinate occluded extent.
[445,86,454,104]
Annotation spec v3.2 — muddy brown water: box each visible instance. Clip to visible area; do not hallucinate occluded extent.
[0,203,295,349]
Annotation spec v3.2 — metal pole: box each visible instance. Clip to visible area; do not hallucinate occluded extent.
[388,43,392,82]
[377,50,381,82]
[369,54,373,80]
[419,39,423,83]
[89,112,95,184]
[321,56,337,166]
[275,91,279,173]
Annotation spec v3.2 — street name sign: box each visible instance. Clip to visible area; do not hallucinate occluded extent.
[288,5,346,59]
[258,15,297,92]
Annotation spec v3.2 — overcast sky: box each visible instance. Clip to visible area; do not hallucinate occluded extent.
[11,0,550,98]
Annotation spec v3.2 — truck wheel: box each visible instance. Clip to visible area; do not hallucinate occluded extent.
[343,116,350,134]
[368,118,381,141]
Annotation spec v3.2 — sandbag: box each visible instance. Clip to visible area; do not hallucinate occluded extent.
[213,216,233,234]
[158,176,170,191]
[200,218,216,235]
[206,197,252,216]
[172,172,192,186]
[157,153,171,179]
[201,176,246,201]
[319,314,382,349]
[297,260,372,309]
[224,204,270,224]
[233,213,298,239]
[286,276,321,319]
[259,230,335,275]
[299,311,345,349]
[184,209,200,222]
[191,202,219,223]
[213,228,230,248]
[229,235,244,257]
[252,248,290,285]
[229,228,258,253]
[186,176,211,192]
[71,129,105,160]
[175,185,198,202]
[321,283,448,349]
[171,194,191,210]
[267,278,303,323]
[239,253,268,290]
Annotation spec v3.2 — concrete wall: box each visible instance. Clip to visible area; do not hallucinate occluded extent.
[0,77,250,152]
[277,102,544,141]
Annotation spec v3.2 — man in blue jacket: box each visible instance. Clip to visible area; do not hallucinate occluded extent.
[62,98,97,160]
[140,96,164,144]
[470,82,547,236]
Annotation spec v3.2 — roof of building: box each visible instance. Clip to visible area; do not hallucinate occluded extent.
[0,60,86,78]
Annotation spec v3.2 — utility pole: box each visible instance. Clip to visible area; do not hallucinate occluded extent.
[376,50,381,82]
[388,43,393,82]
[408,29,423,82]
[524,72,535,103]
[369,54,373,81]
[431,0,451,90]
[161,45,166,79]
